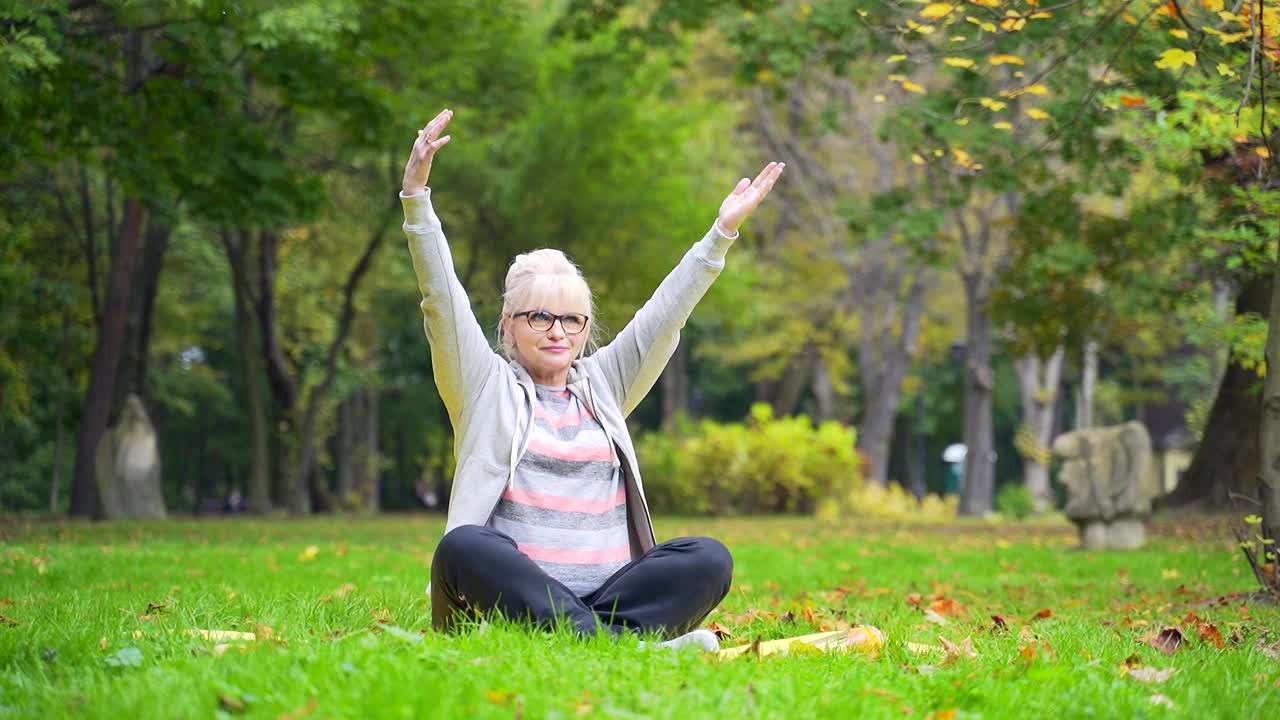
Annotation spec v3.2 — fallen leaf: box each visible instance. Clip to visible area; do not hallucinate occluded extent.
[1127,667,1177,683]
[99,637,109,649]
[0,614,18,627]
[1150,693,1175,708]
[1033,608,1053,620]
[298,545,320,562]
[939,636,976,667]
[146,602,166,615]
[928,597,964,617]
[486,690,517,706]
[1141,627,1185,655]
[278,697,319,720]
[1256,635,1280,662]
[708,622,733,640]
[906,593,924,607]
[188,629,255,642]
[218,694,248,714]
[923,609,949,626]
[104,647,143,668]
[925,709,957,720]
[991,615,1011,632]
[1119,653,1143,673]
[1198,623,1226,649]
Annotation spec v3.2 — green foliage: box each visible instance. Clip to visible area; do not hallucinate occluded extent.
[996,483,1035,520]
[637,404,862,515]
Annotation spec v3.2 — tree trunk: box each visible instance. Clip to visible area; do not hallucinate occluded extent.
[226,230,273,513]
[1165,275,1269,507]
[1261,260,1280,560]
[113,216,171,410]
[69,199,146,517]
[810,356,836,423]
[1076,339,1098,430]
[660,339,690,427]
[772,347,815,417]
[958,276,996,516]
[1015,347,1065,513]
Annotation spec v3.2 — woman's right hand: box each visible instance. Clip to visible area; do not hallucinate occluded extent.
[402,109,453,196]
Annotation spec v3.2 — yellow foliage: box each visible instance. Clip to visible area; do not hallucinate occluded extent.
[1154,48,1197,70]
[845,483,958,523]
[988,54,1025,66]
[920,3,956,19]
[966,17,997,32]
[993,121,1013,130]
[1025,108,1050,120]
[943,57,976,68]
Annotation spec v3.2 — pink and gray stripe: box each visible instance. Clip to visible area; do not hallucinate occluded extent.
[488,384,630,596]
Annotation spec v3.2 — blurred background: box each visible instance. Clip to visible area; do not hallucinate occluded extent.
[1,0,1276,528]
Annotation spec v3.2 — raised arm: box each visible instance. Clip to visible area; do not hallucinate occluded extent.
[587,162,785,415]
[401,109,499,418]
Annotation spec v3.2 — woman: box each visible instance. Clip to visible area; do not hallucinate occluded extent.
[403,108,784,650]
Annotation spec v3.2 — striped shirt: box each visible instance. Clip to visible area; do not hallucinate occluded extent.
[488,384,630,596]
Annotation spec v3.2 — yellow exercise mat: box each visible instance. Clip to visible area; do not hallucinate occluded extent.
[717,626,885,660]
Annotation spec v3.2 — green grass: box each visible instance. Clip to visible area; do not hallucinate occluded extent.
[1,515,1277,719]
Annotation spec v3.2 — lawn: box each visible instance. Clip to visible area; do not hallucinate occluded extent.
[1,514,1277,719]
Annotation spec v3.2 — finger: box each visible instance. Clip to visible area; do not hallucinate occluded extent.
[430,135,452,152]
[731,178,750,195]
[426,109,453,142]
[749,162,778,191]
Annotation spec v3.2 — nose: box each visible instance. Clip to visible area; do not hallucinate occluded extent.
[545,318,567,339]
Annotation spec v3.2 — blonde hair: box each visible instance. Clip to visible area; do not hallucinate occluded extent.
[497,248,601,360]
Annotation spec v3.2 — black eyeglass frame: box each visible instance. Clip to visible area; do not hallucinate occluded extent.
[512,310,591,335]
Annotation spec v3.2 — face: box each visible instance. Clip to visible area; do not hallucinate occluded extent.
[504,302,591,386]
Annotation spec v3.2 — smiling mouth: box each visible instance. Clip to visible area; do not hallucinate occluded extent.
[542,346,569,352]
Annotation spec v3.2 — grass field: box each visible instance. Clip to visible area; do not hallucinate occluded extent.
[1,514,1277,718]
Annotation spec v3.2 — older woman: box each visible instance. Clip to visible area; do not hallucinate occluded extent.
[403,109,783,650]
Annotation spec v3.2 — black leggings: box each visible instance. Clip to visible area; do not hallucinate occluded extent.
[430,525,733,638]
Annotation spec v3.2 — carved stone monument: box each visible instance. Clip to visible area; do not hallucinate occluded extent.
[95,394,167,520]
[1052,421,1160,550]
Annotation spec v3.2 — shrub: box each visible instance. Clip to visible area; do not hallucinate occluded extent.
[636,404,862,515]
[996,483,1036,520]
[836,482,958,523]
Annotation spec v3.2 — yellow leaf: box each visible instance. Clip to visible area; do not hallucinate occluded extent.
[1219,31,1250,44]
[799,3,813,17]
[902,80,927,94]
[966,16,998,32]
[1001,17,1026,31]
[1026,108,1050,120]
[951,35,967,42]
[1258,147,1272,158]
[955,117,970,125]
[1216,62,1236,77]
[953,148,977,168]
[873,94,887,103]
[1020,84,1049,96]
[920,3,955,19]
[907,20,937,34]
[944,57,976,68]
[1201,0,1224,11]
[934,148,945,156]
[299,545,319,562]
[1030,11,1052,18]
[888,74,907,82]
[1154,48,1197,69]
[989,54,1026,65]
[969,0,1001,7]
[993,121,1013,130]
[887,54,908,64]
[1169,28,1188,39]
[912,153,926,165]
[979,97,1008,111]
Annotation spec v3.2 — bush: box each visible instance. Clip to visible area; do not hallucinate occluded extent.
[636,404,862,515]
[996,483,1036,520]
[829,482,957,523]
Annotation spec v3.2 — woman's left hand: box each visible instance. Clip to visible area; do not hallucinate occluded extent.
[717,162,785,235]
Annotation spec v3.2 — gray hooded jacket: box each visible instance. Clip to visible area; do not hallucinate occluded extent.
[402,189,737,559]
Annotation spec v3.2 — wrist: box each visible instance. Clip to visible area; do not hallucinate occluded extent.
[402,185,426,196]
[715,218,739,238]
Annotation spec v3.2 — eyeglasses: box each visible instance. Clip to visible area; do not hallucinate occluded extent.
[512,310,589,335]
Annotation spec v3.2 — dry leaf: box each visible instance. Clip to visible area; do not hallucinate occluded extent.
[991,615,1011,632]
[298,546,320,562]
[277,697,319,720]
[1127,667,1177,684]
[1198,623,1226,649]
[1033,608,1053,620]
[708,622,733,640]
[925,709,957,720]
[1141,627,1185,655]
[923,609,949,626]
[939,636,976,667]
[218,694,247,714]
[486,690,517,706]
[1150,694,1175,708]
[0,614,18,627]
[928,597,963,617]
